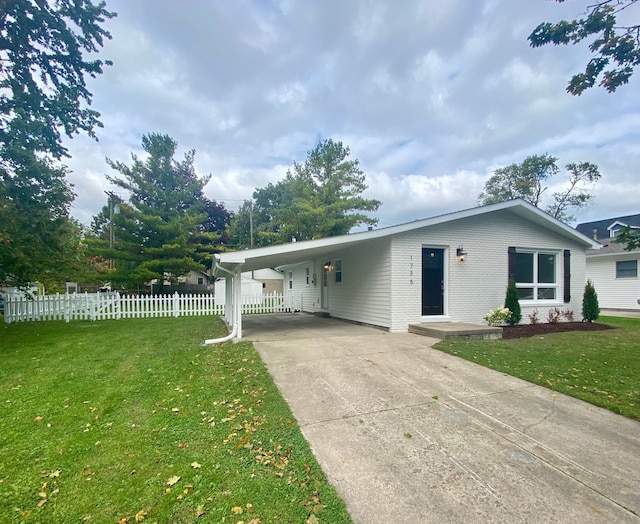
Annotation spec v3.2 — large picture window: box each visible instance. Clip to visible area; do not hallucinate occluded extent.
[515,251,558,301]
[616,260,638,279]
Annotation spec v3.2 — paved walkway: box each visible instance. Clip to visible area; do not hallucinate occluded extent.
[245,314,640,524]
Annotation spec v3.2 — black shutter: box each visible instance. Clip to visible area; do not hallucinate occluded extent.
[508,247,517,282]
[563,249,571,303]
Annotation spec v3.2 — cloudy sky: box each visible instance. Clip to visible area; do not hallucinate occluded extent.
[63,0,640,230]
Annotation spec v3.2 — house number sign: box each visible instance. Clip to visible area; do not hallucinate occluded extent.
[409,255,414,285]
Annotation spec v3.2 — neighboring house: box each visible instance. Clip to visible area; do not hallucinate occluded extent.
[249,268,284,294]
[576,215,640,311]
[576,213,640,242]
[214,274,263,302]
[180,270,211,288]
[213,200,598,339]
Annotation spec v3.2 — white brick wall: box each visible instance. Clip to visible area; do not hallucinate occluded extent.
[281,209,590,331]
[389,209,588,330]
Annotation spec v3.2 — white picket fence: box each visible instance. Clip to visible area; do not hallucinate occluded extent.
[3,291,295,324]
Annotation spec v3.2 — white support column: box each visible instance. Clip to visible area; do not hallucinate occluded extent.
[234,264,243,339]
[225,274,233,324]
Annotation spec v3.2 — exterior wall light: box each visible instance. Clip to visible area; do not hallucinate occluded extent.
[456,247,467,262]
[323,261,331,269]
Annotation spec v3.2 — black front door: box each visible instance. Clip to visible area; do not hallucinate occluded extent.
[422,248,444,316]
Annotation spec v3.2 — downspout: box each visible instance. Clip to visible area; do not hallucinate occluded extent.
[204,258,241,345]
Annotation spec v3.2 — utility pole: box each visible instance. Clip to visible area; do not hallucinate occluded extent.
[249,201,254,248]
[106,191,120,270]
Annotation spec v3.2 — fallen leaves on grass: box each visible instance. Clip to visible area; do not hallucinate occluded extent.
[166,475,181,487]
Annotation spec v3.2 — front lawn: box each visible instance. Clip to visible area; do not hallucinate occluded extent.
[0,316,352,523]
[434,316,640,420]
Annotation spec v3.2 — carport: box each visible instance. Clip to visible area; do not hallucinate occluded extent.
[246,314,640,524]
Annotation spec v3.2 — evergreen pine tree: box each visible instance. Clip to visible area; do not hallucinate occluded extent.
[582,280,600,322]
[505,277,522,325]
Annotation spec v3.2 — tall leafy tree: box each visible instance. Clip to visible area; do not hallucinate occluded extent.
[93,133,225,291]
[0,155,83,289]
[529,0,640,94]
[478,154,601,223]
[228,139,381,248]
[0,0,115,287]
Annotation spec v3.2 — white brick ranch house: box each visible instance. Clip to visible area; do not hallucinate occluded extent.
[211,199,599,340]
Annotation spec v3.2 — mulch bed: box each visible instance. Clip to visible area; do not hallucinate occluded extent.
[501,321,616,340]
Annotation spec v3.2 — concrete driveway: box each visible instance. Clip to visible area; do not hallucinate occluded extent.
[245,314,640,524]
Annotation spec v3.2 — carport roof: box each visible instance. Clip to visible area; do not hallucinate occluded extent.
[213,199,599,273]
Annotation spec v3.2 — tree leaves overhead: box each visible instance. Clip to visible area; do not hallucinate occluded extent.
[0,0,116,158]
[478,154,601,223]
[228,139,380,248]
[0,0,114,289]
[529,0,640,94]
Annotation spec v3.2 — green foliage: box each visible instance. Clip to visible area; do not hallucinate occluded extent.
[504,277,522,325]
[529,1,640,94]
[582,279,600,322]
[0,0,114,288]
[0,154,87,290]
[228,139,381,248]
[478,154,601,222]
[435,316,640,420]
[0,317,352,523]
[614,225,640,251]
[89,134,229,291]
[0,0,115,159]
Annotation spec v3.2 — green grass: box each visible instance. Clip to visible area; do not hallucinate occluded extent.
[434,316,640,420]
[0,317,352,523]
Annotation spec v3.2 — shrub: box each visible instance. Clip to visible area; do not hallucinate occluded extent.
[528,309,539,325]
[562,309,574,322]
[547,307,562,324]
[504,278,522,325]
[582,280,600,322]
[484,307,511,326]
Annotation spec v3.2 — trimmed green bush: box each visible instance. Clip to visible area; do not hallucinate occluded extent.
[582,279,600,322]
[505,277,522,325]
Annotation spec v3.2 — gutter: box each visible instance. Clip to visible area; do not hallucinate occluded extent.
[204,257,241,345]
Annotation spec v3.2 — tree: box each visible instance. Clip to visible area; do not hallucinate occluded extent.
[0,0,115,287]
[504,277,522,325]
[228,139,381,248]
[582,279,600,322]
[0,0,115,158]
[478,154,601,222]
[529,1,640,95]
[90,133,225,291]
[0,155,85,289]
[614,225,640,251]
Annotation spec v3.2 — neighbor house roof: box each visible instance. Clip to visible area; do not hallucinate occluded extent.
[214,199,600,274]
[576,213,640,242]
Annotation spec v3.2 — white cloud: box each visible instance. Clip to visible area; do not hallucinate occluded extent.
[61,0,639,230]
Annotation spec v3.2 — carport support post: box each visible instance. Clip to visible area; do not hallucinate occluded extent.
[234,264,242,339]
[224,274,233,325]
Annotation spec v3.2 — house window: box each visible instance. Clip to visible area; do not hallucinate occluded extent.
[288,272,293,290]
[197,277,204,285]
[335,259,343,283]
[305,267,310,286]
[616,260,638,279]
[515,251,558,300]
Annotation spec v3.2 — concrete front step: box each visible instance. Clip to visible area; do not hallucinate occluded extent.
[408,322,502,340]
